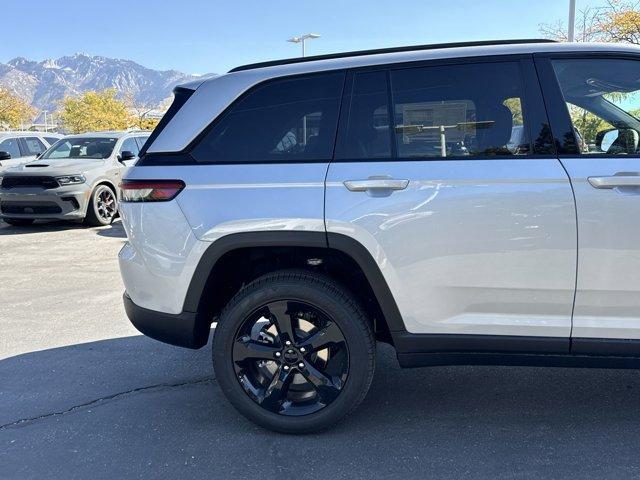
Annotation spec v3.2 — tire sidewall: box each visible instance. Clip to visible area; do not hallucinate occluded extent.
[213,275,374,433]
[89,185,116,226]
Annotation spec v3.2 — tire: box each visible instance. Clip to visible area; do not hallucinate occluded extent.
[213,270,375,433]
[3,218,35,227]
[84,184,117,226]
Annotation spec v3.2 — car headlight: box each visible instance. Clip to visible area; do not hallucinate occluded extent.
[56,175,86,185]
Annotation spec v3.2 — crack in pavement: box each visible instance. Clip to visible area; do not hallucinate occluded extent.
[0,377,214,431]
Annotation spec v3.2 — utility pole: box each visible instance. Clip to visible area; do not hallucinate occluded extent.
[568,0,576,42]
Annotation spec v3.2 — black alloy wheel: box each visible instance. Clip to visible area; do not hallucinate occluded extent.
[232,299,349,416]
[213,270,375,433]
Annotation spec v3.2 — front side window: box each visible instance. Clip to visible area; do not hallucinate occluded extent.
[552,58,640,155]
[119,137,140,156]
[23,137,47,155]
[0,138,21,158]
[42,137,117,160]
[390,62,530,158]
[135,136,150,149]
[191,72,345,163]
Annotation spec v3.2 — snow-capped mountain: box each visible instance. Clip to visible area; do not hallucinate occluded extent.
[0,53,213,111]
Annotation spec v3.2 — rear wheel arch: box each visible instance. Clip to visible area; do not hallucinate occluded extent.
[185,231,405,348]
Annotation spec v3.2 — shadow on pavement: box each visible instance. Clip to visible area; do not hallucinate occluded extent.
[3,338,640,478]
[95,220,126,238]
[0,218,126,238]
[0,219,85,235]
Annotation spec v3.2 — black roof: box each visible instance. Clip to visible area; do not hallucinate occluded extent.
[228,39,556,73]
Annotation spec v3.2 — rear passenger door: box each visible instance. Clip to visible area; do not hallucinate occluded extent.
[325,57,577,346]
[537,55,640,347]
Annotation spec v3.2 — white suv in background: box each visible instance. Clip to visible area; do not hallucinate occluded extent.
[0,132,62,170]
[119,39,640,433]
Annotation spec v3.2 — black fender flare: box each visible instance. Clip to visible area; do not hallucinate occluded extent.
[182,231,406,333]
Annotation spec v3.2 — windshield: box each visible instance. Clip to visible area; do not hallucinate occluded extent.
[42,137,118,160]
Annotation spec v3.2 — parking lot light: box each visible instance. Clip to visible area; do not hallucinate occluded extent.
[287,33,321,58]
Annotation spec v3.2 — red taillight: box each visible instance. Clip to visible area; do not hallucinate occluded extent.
[119,180,185,202]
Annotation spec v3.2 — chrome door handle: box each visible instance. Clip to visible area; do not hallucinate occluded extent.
[344,178,409,192]
[588,174,640,189]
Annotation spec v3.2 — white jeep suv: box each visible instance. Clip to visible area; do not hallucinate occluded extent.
[119,39,640,433]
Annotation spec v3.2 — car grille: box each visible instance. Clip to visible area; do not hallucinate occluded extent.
[1,176,59,189]
[1,202,62,215]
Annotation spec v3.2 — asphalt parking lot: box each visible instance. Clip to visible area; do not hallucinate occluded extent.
[2,220,640,479]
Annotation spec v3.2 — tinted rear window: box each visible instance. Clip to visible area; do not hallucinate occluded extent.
[191,72,345,163]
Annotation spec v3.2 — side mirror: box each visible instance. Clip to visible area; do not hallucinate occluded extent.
[118,150,136,162]
[0,151,11,161]
[597,128,620,152]
[597,128,639,154]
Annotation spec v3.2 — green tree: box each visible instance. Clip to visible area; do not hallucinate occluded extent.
[0,88,35,129]
[60,89,133,133]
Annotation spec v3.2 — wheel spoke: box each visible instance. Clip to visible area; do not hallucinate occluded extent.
[301,360,342,405]
[258,366,293,412]
[267,301,297,343]
[298,321,344,353]
[233,337,280,363]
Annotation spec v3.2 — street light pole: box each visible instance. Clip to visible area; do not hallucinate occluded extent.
[568,0,576,42]
[287,33,321,146]
[287,33,320,58]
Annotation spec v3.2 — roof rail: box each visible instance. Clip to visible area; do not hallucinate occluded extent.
[228,39,556,73]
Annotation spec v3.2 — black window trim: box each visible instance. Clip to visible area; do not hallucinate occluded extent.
[535,50,640,159]
[140,53,559,166]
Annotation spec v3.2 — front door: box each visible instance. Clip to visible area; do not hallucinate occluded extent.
[325,58,577,342]
[540,55,640,343]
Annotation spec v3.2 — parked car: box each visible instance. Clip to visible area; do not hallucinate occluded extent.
[119,39,640,433]
[0,131,149,226]
[0,131,62,170]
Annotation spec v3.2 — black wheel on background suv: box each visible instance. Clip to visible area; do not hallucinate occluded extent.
[3,218,35,227]
[213,270,376,433]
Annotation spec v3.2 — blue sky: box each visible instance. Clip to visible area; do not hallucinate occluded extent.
[3,0,607,74]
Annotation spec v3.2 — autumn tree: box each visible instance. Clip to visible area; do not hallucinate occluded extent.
[540,1,640,44]
[0,88,35,129]
[125,95,161,131]
[60,89,133,133]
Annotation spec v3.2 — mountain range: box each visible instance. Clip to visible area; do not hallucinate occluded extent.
[0,53,214,113]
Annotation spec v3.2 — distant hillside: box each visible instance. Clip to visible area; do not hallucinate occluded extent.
[0,53,215,112]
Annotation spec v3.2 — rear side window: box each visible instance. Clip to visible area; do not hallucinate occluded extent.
[191,72,345,163]
[22,137,47,155]
[390,62,531,158]
[44,137,60,146]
